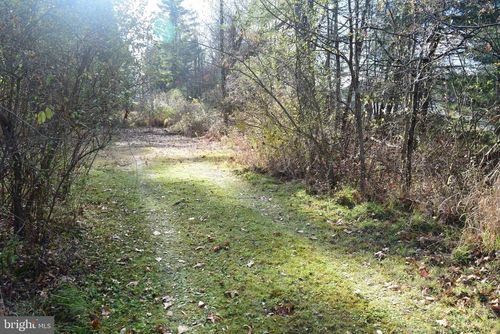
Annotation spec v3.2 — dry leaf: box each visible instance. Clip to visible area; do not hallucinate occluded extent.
[436,319,449,327]
[193,263,205,269]
[213,241,230,252]
[178,325,189,334]
[101,307,111,318]
[90,319,100,330]
[374,251,386,260]
[274,302,294,316]
[155,324,170,334]
[224,290,239,298]
[419,266,430,278]
[207,313,221,324]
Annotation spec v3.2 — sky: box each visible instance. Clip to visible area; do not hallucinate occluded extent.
[144,0,214,42]
[145,0,213,23]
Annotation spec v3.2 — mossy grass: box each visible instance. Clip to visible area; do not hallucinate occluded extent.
[45,143,498,333]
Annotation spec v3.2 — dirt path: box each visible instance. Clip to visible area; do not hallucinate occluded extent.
[78,129,496,334]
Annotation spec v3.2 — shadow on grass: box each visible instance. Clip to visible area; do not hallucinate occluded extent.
[145,160,496,333]
[143,169,405,333]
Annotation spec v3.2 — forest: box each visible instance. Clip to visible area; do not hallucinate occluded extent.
[0,0,498,333]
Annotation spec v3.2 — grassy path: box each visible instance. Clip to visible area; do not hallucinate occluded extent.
[60,129,497,333]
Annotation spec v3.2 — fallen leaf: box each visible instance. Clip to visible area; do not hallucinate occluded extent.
[274,302,294,316]
[173,198,185,206]
[425,296,435,302]
[489,299,500,315]
[101,306,111,318]
[436,319,449,327]
[155,324,170,334]
[224,290,239,298]
[213,241,230,252]
[419,266,430,278]
[178,325,189,334]
[193,263,205,269]
[207,313,222,324]
[90,319,100,330]
[162,295,174,302]
[386,283,401,291]
[374,251,386,260]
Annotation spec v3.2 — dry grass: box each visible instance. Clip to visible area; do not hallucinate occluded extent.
[463,174,500,252]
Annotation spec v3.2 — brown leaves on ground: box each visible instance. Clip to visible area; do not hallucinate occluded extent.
[177,325,189,333]
[156,295,175,310]
[273,302,295,316]
[90,319,100,330]
[436,318,449,327]
[155,324,171,334]
[224,290,239,298]
[207,313,222,324]
[489,299,500,316]
[418,265,430,278]
[212,241,230,252]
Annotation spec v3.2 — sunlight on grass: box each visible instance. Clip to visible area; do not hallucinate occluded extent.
[141,159,497,333]
[62,145,498,333]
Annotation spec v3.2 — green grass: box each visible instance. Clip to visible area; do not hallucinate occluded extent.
[47,145,498,333]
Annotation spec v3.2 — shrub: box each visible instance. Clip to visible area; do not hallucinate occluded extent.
[168,99,217,137]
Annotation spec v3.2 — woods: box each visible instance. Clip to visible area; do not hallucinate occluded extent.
[0,0,498,332]
[135,0,498,248]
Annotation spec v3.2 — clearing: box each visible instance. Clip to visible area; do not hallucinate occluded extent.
[55,128,497,333]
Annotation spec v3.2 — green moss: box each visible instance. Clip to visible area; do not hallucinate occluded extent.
[333,186,360,208]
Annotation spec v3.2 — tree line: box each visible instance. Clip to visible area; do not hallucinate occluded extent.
[145,0,498,249]
[1,0,498,252]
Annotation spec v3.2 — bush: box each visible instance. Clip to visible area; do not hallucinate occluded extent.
[0,0,131,245]
[134,89,219,137]
[168,99,218,137]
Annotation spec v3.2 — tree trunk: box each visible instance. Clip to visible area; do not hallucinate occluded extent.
[219,0,228,126]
